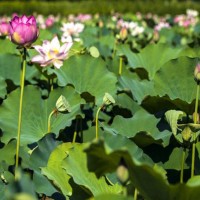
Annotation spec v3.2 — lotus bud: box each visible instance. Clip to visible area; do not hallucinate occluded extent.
[194,63,200,83]
[56,95,71,113]
[116,160,129,185]
[193,112,199,124]
[181,126,192,142]
[119,27,128,41]
[0,22,10,36]
[103,93,115,106]
[9,15,39,47]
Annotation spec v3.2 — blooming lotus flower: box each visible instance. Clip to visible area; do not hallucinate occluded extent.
[0,22,10,36]
[60,22,84,37]
[31,36,73,69]
[9,15,39,47]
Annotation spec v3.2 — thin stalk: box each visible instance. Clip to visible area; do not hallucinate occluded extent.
[48,109,56,133]
[95,106,102,139]
[180,148,186,183]
[191,83,200,177]
[15,47,27,180]
[112,40,117,59]
[119,57,123,75]
[134,188,138,200]
[73,117,79,143]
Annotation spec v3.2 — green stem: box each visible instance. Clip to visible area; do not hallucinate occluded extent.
[48,109,56,133]
[112,39,117,59]
[119,57,123,75]
[95,106,102,139]
[15,47,27,180]
[122,186,127,196]
[180,148,186,183]
[73,117,79,143]
[134,188,138,200]
[191,83,200,177]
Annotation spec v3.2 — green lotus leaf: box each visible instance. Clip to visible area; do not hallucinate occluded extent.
[0,180,7,200]
[0,39,17,54]
[0,76,6,99]
[165,110,184,136]
[164,147,189,170]
[85,140,200,200]
[42,142,73,197]
[117,43,192,80]
[109,107,171,147]
[53,55,117,105]
[118,75,155,104]
[0,53,40,86]
[62,143,122,196]
[92,194,133,200]
[29,134,59,195]
[0,85,84,145]
[154,57,197,103]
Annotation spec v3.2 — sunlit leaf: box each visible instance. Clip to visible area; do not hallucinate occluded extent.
[53,55,117,105]
[42,143,73,197]
[62,143,122,196]
[165,110,184,136]
[0,85,83,145]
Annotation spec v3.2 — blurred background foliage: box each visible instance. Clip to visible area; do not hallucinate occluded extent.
[0,0,200,16]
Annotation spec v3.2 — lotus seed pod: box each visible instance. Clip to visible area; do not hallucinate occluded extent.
[56,95,71,113]
[194,63,200,83]
[103,93,115,106]
[182,126,192,142]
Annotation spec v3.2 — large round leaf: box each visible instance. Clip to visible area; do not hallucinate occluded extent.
[117,43,194,80]
[62,143,122,196]
[53,55,117,105]
[85,140,200,200]
[154,57,197,104]
[42,143,73,197]
[106,94,171,146]
[118,75,155,104]
[0,85,84,145]
[0,76,6,99]
[0,53,40,86]
[29,134,59,195]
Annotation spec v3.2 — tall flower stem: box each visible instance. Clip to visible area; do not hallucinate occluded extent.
[191,83,200,177]
[95,106,102,139]
[119,57,123,75]
[48,109,56,133]
[15,47,27,180]
[134,188,138,200]
[180,148,186,183]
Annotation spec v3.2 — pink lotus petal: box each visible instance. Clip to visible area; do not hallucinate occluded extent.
[33,45,46,55]
[53,60,63,69]
[51,36,61,50]
[60,42,73,53]
[31,55,45,63]
[21,15,28,23]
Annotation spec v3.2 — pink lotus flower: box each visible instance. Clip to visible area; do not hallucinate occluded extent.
[31,36,73,69]
[45,16,55,28]
[9,15,39,47]
[0,22,10,36]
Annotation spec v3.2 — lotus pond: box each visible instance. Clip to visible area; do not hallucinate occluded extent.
[1,10,200,200]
